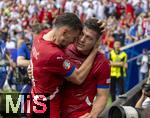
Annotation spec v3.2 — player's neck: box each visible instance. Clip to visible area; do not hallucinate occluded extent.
[78,49,91,56]
[43,29,57,43]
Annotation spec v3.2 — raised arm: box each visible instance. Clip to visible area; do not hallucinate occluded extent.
[66,41,99,85]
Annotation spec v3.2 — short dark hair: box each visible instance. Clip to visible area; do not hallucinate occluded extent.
[53,13,82,31]
[84,18,104,38]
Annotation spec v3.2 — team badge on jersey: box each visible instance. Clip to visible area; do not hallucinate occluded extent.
[63,60,71,70]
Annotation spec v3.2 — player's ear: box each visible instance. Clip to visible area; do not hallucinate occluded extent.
[61,27,69,36]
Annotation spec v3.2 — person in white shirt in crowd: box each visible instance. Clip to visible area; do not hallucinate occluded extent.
[55,0,66,9]
[10,7,20,19]
[137,49,150,82]
[0,0,5,10]
[96,0,106,20]
[28,2,37,17]
[9,19,22,40]
[105,0,116,17]
[76,0,83,19]
[5,35,16,50]
[0,11,6,30]
[64,0,74,12]
[82,0,90,13]
[92,0,99,16]
[85,0,95,20]
[18,0,28,5]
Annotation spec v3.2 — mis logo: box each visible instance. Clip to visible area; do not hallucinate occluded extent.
[0,93,50,117]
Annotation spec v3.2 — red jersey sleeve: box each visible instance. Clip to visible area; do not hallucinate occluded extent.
[95,59,111,89]
[48,52,76,78]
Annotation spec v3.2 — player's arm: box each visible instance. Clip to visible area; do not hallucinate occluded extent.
[90,59,110,117]
[66,43,98,85]
[90,88,109,118]
[27,42,98,84]
[17,42,30,67]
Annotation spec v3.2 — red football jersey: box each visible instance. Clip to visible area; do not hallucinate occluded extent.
[61,44,110,118]
[30,30,76,118]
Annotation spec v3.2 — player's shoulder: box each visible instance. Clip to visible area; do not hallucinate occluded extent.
[94,52,110,75]
[94,52,110,70]
[49,48,67,61]
[96,52,109,63]
[34,29,50,40]
[39,29,50,35]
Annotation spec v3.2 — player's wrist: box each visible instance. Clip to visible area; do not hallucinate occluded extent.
[90,110,99,118]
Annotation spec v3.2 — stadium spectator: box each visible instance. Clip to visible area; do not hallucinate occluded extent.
[64,0,75,13]
[5,34,17,90]
[0,39,7,92]
[96,0,106,20]
[137,49,150,82]
[135,71,150,109]
[128,20,139,42]
[0,38,15,92]
[85,1,94,20]
[109,41,128,102]
[113,27,126,46]
[17,32,31,92]
[103,29,115,51]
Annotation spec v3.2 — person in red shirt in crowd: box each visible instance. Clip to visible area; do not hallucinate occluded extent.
[105,30,115,50]
[126,12,135,26]
[38,5,59,25]
[22,13,30,29]
[125,1,134,18]
[61,18,110,118]
[38,7,48,23]
[115,1,125,19]
[60,0,67,12]
[30,13,101,118]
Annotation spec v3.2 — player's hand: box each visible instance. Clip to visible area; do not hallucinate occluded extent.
[89,112,99,118]
[97,20,106,33]
[27,65,32,79]
[93,40,100,52]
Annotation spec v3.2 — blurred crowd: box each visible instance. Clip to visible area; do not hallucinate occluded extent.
[0,0,150,92]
